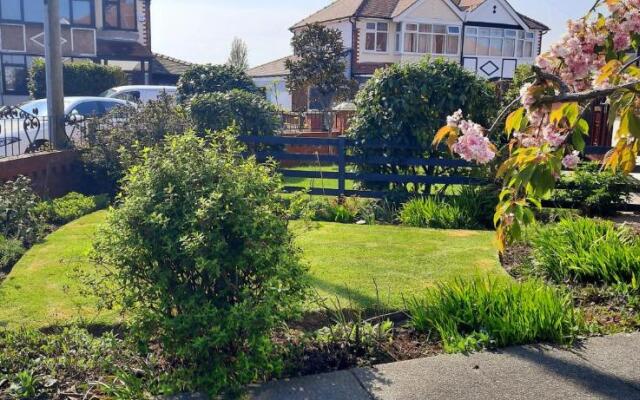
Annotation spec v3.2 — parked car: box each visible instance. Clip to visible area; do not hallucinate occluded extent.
[0,97,133,157]
[100,85,177,103]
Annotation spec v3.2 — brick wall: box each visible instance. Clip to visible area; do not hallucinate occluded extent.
[351,26,393,76]
[0,151,84,198]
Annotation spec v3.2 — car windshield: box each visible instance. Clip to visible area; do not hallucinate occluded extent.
[18,99,48,116]
[100,89,118,97]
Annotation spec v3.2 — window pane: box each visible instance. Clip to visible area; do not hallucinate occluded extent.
[526,32,535,39]
[448,26,460,34]
[376,32,387,51]
[72,0,92,25]
[463,36,476,55]
[419,24,431,33]
[60,0,71,20]
[447,35,459,54]
[524,41,533,57]
[433,35,445,54]
[503,38,515,56]
[395,32,400,52]
[24,0,45,22]
[516,40,524,57]
[434,25,446,34]
[490,38,502,56]
[72,101,100,116]
[406,23,417,31]
[377,22,388,31]
[477,37,490,55]
[4,65,27,93]
[465,27,477,35]
[404,33,416,52]
[365,32,375,50]
[418,34,430,53]
[366,22,376,30]
[120,0,135,29]
[1,0,21,20]
[479,27,490,36]
[491,28,503,37]
[505,30,517,38]
[104,2,118,27]
[518,31,525,39]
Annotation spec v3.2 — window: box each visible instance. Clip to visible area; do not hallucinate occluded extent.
[395,22,401,52]
[2,55,28,94]
[70,101,101,117]
[0,0,22,21]
[403,23,459,55]
[104,0,137,30]
[464,26,535,58]
[364,21,388,52]
[23,0,44,22]
[71,0,92,25]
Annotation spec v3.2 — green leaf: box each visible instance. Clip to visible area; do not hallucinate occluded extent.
[572,131,586,152]
[505,107,525,135]
[618,109,640,139]
[574,119,589,136]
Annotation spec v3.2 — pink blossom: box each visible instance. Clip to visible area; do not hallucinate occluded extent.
[451,120,496,164]
[562,151,581,170]
[447,109,464,127]
[520,83,537,109]
[542,124,567,148]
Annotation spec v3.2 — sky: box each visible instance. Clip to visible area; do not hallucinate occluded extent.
[150,0,595,68]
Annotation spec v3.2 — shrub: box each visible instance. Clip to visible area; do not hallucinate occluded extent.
[80,94,191,195]
[92,130,308,396]
[408,278,582,353]
[531,218,640,285]
[0,235,25,272]
[552,162,637,216]
[176,64,258,102]
[29,59,127,98]
[348,58,498,193]
[400,197,473,229]
[189,89,281,136]
[34,192,109,225]
[0,176,44,246]
[287,193,379,224]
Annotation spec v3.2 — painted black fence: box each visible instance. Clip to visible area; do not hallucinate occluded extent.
[239,135,489,199]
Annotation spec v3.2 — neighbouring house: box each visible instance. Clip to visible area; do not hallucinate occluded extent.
[0,0,188,106]
[248,0,549,111]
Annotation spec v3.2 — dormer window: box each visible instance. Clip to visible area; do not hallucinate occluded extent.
[365,22,388,52]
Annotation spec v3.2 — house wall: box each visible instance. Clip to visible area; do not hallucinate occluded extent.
[399,0,461,22]
[253,76,292,111]
[466,0,519,25]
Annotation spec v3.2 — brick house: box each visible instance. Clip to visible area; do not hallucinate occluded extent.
[248,0,549,111]
[0,0,185,105]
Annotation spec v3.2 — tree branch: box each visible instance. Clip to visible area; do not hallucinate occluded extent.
[489,95,523,135]
[532,66,570,94]
[538,80,640,104]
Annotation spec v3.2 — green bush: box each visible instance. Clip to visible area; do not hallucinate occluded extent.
[29,59,127,98]
[400,197,472,229]
[348,58,498,193]
[189,89,280,136]
[35,192,109,225]
[80,94,191,195]
[176,64,258,102]
[409,278,582,353]
[0,235,25,272]
[531,218,640,285]
[287,193,380,224]
[552,163,637,216]
[0,176,44,246]
[92,130,308,396]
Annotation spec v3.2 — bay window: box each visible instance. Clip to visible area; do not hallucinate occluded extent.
[104,0,137,30]
[365,22,388,52]
[464,26,535,58]
[403,23,460,55]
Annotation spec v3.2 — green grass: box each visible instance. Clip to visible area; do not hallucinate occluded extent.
[0,212,504,329]
[0,211,121,330]
[283,165,356,190]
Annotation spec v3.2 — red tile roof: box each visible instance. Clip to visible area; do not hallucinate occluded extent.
[247,56,296,78]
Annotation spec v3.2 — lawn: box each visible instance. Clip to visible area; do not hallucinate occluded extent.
[0,212,505,329]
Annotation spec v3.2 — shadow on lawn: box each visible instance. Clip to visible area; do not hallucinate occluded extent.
[309,276,399,314]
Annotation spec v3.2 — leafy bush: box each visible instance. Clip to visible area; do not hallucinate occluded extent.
[92,130,308,396]
[552,162,637,216]
[0,176,44,246]
[409,278,582,353]
[29,59,127,98]
[80,94,191,195]
[348,58,498,193]
[400,197,473,229]
[287,193,379,224]
[34,192,109,225]
[176,64,258,102]
[189,89,281,136]
[531,218,640,285]
[0,235,25,272]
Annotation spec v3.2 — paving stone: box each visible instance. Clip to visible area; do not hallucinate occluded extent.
[249,370,371,400]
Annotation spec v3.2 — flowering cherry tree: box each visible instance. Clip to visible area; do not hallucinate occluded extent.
[435,0,640,248]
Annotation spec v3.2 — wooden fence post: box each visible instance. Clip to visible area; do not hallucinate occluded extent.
[337,136,346,197]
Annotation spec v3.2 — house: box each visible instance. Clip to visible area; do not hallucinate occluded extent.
[248,0,549,111]
[0,0,163,106]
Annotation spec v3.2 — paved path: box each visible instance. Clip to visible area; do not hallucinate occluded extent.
[249,332,640,400]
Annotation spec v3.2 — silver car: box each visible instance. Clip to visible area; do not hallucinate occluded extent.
[0,97,132,158]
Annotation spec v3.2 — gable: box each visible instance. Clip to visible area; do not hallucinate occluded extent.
[466,0,522,28]
[398,0,461,22]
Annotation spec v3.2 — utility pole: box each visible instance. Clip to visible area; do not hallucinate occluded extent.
[43,0,67,149]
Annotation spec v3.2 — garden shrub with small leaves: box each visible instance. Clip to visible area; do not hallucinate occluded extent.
[409,278,582,353]
[176,64,259,102]
[92,129,308,396]
[34,192,109,225]
[0,176,45,247]
[0,235,24,272]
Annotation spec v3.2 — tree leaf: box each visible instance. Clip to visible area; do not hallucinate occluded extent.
[505,107,525,135]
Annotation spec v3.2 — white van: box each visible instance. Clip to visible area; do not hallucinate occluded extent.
[101,85,177,104]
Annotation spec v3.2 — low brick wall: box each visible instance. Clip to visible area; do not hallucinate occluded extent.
[0,150,84,198]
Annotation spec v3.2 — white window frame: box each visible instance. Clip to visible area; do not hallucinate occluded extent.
[0,23,27,53]
[364,21,389,53]
[464,26,535,58]
[401,22,460,56]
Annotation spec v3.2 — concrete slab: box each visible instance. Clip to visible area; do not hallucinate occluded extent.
[573,333,640,390]
[353,344,640,400]
[249,370,371,400]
